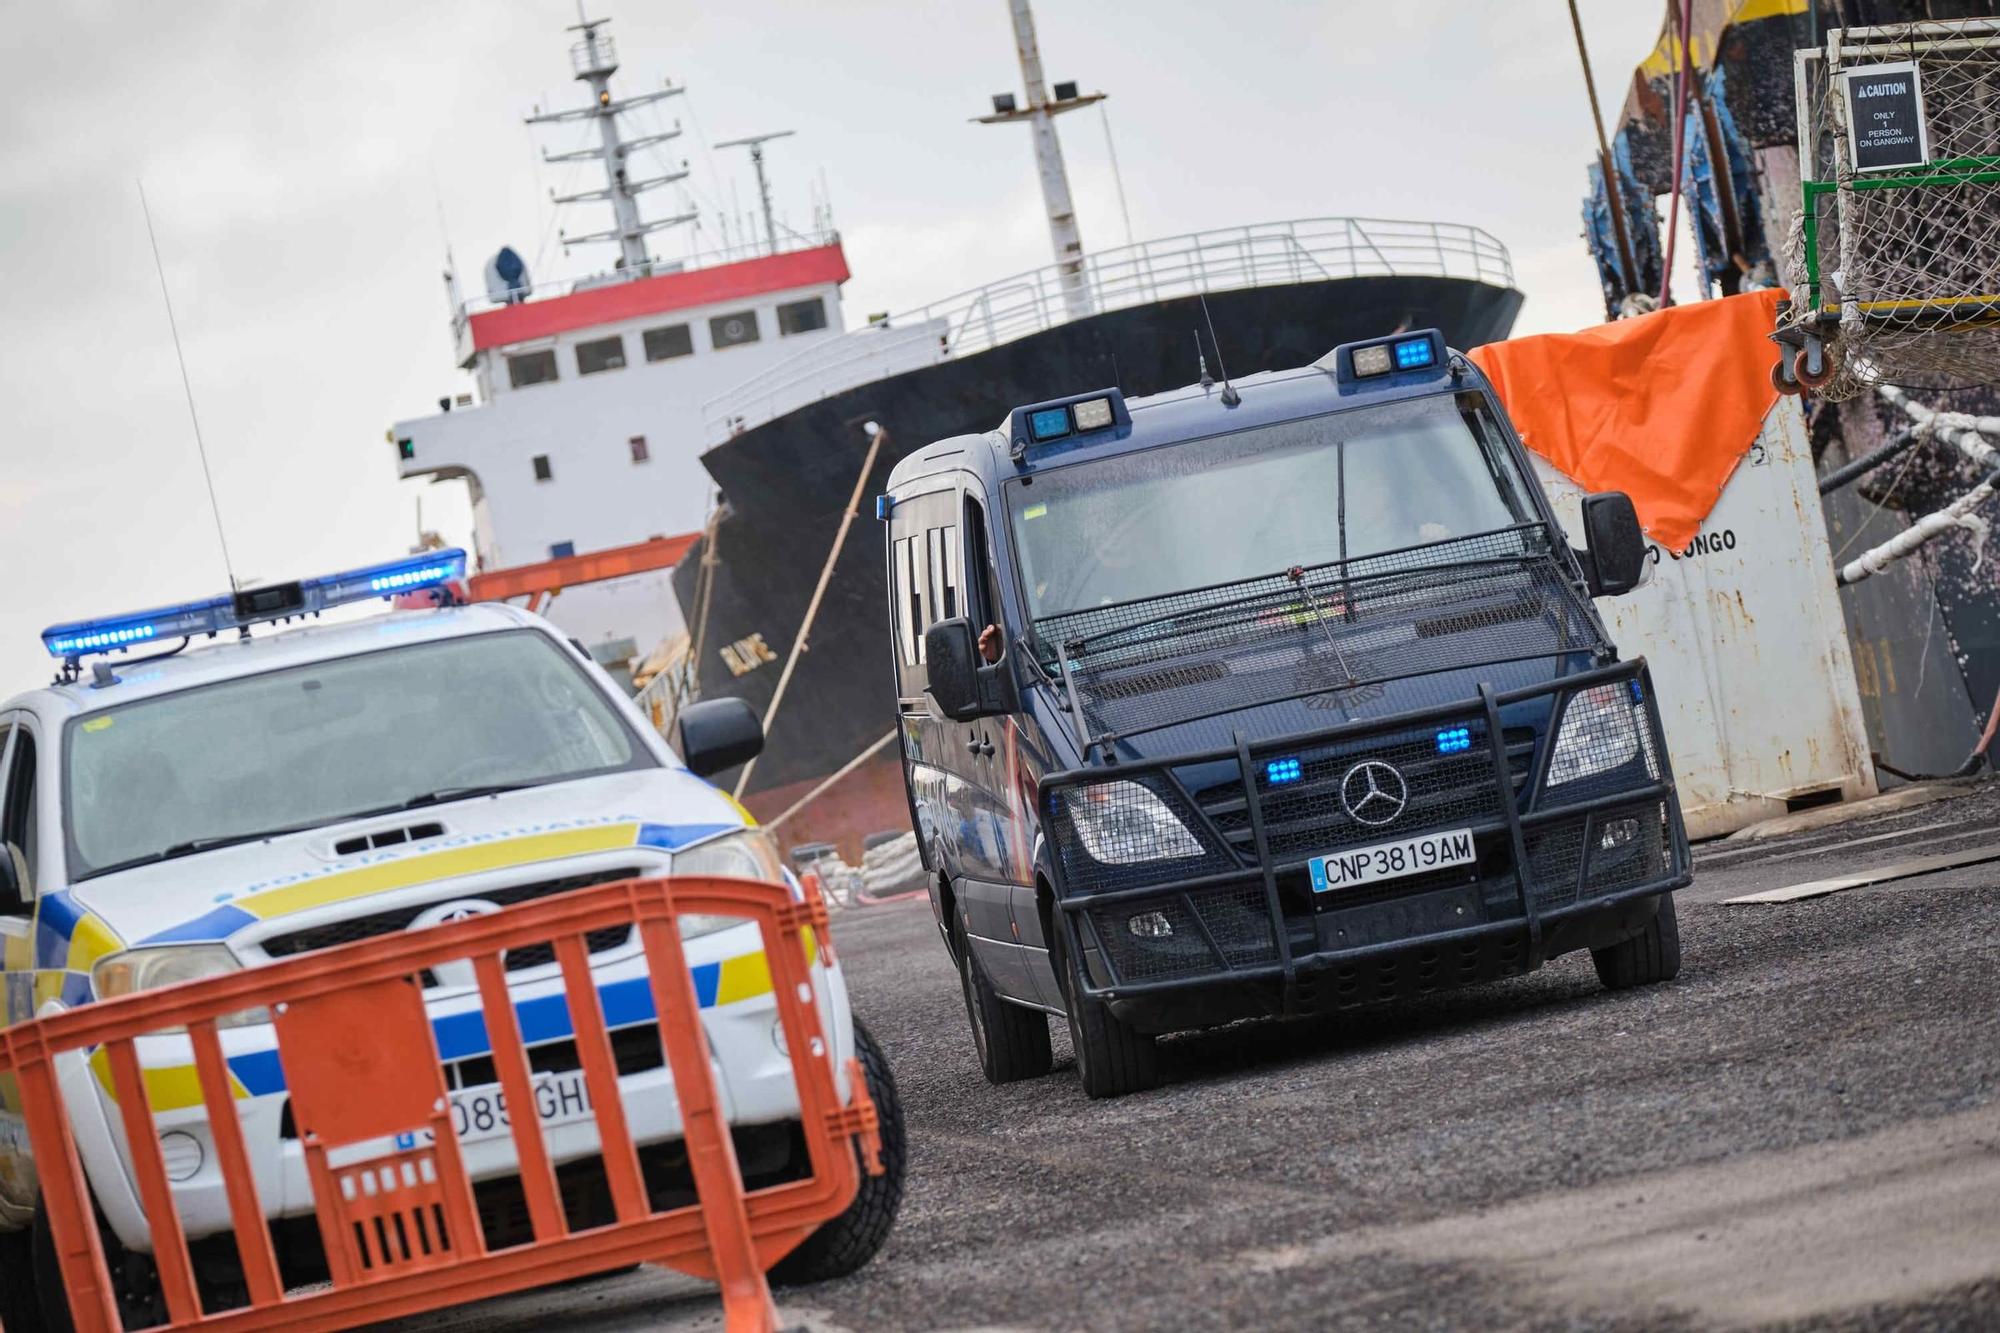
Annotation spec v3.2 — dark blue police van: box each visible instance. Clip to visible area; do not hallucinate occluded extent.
[880,330,1690,1098]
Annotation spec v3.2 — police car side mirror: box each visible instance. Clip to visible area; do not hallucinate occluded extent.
[677,698,764,779]
[1580,491,1646,598]
[925,619,985,722]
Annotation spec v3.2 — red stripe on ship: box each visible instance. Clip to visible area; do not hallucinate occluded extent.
[468,244,851,350]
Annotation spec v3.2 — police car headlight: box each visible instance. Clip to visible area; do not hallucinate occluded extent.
[1058,781,1205,865]
[91,946,269,1030]
[669,829,784,938]
[1545,684,1645,787]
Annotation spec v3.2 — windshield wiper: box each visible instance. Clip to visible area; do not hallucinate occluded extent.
[390,783,534,812]
[84,818,335,878]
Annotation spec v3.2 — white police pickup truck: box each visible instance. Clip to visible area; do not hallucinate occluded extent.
[0,551,904,1329]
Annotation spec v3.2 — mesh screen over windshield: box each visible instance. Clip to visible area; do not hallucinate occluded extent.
[1035,526,1596,744]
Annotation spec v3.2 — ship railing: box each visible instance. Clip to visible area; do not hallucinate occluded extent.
[699,216,1515,445]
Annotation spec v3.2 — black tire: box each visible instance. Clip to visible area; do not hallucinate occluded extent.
[32,1199,77,1333]
[0,1221,46,1333]
[1592,893,1683,990]
[768,1020,907,1286]
[957,935,1053,1084]
[1050,916,1159,1099]
[31,1193,246,1330]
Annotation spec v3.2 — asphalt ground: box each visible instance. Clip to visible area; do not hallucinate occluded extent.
[399,780,2000,1332]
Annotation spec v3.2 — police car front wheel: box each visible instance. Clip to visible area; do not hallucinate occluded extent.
[768,1020,908,1286]
[0,1222,43,1333]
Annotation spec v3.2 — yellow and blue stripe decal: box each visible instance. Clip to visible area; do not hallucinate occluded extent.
[134,820,736,947]
[92,930,816,1112]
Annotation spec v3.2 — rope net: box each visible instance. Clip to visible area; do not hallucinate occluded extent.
[1784,21,2000,400]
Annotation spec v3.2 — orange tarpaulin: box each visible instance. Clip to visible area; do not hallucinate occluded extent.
[1468,288,1783,550]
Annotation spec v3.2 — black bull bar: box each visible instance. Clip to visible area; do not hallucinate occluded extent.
[1038,659,1691,1008]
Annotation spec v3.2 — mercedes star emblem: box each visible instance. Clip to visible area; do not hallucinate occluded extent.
[1340,760,1409,827]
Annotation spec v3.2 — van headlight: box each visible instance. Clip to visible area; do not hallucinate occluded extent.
[91,946,268,1030]
[1057,781,1205,865]
[669,829,784,938]
[1546,684,1645,787]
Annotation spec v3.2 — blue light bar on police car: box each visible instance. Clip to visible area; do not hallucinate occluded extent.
[41,549,468,659]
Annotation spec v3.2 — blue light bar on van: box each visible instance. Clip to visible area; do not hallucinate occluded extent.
[1007,388,1131,464]
[1328,330,1448,385]
[1266,757,1303,785]
[41,549,468,660]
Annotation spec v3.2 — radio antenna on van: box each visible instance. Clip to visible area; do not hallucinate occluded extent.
[139,180,240,593]
[1198,292,1241,407]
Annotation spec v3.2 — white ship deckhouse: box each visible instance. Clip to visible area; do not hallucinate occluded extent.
[390,14,847,678]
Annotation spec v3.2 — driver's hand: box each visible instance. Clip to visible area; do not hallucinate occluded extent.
[978,624,1003,664]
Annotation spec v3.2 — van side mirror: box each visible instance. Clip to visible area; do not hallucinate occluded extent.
[1580,491,1647,597]
[925,619,984,721]
[924,618,1017,721]
[677,697,764,778]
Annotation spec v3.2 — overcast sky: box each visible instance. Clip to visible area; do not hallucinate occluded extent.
[0,0,1687,696]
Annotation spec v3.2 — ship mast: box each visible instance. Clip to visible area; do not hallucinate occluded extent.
[526,8,694,275]
[976,0,1105,319]
[714,131,796,256]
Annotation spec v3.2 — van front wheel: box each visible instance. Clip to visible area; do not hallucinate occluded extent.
[1592,893,1683,989]
[1051,918,1159,1099]
[958,934,1053,1084]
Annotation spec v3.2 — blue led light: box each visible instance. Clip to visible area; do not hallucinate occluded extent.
[1029,406,1072,442]
[41,549,468,660]
[1630,679,1645,703]
[1266,757,1303,785]
[368,563,455,593]
[1435,726,1473,754]
[1394,336,1437,370]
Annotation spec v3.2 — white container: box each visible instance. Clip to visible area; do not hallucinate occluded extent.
[1529,396,1877,839]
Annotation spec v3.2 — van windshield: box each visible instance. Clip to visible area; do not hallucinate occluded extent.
[1006,393,1536,625]
[63,630,653,880]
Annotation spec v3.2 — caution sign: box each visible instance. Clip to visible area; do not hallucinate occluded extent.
[1842,61,1930,172]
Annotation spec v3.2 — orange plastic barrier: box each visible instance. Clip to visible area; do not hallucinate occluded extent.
[0,873,880,1333]
[1468,288,1785,550]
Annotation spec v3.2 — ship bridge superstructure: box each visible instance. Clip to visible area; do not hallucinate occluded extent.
[390,12,849,681]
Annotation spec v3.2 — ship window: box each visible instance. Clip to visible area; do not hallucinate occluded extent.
[576,335,626,376]
[532,455,553,482]
[777,298,827,336]
[629,435,650,463]
[643,323,694,361]
[709,310,761,349]
[507,349,559,388]
[397,438,415,461]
